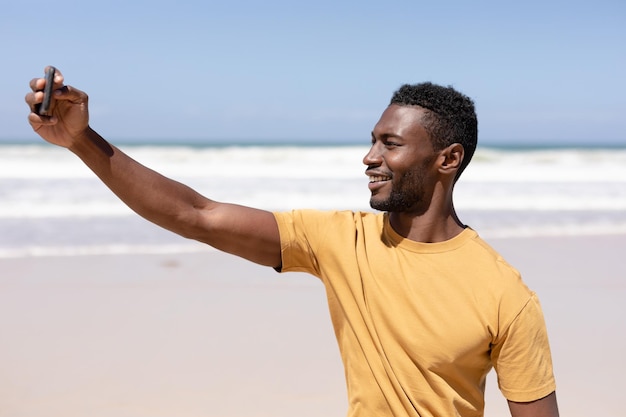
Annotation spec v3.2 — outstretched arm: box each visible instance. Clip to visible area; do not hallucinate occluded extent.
[508,391,559,417]
[25,67,282,268]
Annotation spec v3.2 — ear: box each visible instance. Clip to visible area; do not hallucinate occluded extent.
[437,143,464,175]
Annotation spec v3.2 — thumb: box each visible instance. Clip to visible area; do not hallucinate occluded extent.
[54,84,89,105]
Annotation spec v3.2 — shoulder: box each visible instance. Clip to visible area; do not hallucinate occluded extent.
[272,210,384,274]
[464,231,524,284]
[274,209,383,230]
[273,209,386,255]
[455,232,538,327]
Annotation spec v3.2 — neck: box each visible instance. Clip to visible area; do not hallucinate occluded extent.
[388,192,465,243]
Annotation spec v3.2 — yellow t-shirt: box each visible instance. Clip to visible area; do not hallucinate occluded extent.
[274,210,556,417]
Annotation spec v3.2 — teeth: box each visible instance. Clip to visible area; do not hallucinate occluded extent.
[369,176,391,183]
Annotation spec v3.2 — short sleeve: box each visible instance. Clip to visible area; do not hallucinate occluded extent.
[491,292,557,402]
[273,210,335,276]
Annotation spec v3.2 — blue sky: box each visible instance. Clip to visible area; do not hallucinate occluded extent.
[1,0,624,144]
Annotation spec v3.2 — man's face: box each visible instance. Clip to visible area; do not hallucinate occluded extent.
[364,104,439,213]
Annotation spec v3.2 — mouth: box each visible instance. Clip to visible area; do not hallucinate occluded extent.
[368,174,391,183]
[367,173,391,192]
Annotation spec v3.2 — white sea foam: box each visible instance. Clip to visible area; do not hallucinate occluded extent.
[465,147,626,183]
[3,222,626,259]
[1,143,625,256]
[0,242,213,259]
[4,144,626,182]
[2,144,625,214]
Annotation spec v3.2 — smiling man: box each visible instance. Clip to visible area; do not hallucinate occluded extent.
[26,68,559,417]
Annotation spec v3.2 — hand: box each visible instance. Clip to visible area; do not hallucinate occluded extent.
[25,67,90,149]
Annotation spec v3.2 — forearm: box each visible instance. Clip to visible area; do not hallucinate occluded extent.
[69,127,212,238]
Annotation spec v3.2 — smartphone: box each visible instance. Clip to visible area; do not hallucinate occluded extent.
[37,66,56,116]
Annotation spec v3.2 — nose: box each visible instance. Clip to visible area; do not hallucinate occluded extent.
[363,141,382,167]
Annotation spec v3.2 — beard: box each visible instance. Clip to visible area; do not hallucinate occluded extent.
[369,168,429,213]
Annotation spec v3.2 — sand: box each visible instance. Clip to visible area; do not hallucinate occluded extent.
[1,234,625,417]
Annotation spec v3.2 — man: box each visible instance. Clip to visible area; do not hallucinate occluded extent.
[26,67,559,417]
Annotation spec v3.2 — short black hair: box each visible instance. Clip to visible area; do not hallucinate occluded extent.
[390,82,478,180]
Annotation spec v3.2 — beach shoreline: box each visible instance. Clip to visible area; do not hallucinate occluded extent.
[1,233,624,417]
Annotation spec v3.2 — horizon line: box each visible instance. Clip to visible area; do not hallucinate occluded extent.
[1,136,624,149]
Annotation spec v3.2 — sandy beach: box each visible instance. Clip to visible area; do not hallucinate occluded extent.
[1,233,624,417]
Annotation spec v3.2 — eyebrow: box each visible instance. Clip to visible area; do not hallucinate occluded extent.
[371,131,403,141]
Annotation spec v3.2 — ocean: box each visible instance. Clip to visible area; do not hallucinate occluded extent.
[1,141,625,258]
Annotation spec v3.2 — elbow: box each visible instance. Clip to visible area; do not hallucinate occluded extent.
[155,199,218,243]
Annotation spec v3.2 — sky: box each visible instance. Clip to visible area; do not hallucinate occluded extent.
[1,0,624,145]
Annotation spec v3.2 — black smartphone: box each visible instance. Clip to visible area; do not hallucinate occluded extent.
[37,66,56,116]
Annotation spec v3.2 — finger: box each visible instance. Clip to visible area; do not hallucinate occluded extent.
[29,77,44,92]
[50,66,65,88]
[27,109,57,127]
[53,84,88,104]
[25,90,36,106]
[29,66,65,92]
[25,90,45,112]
